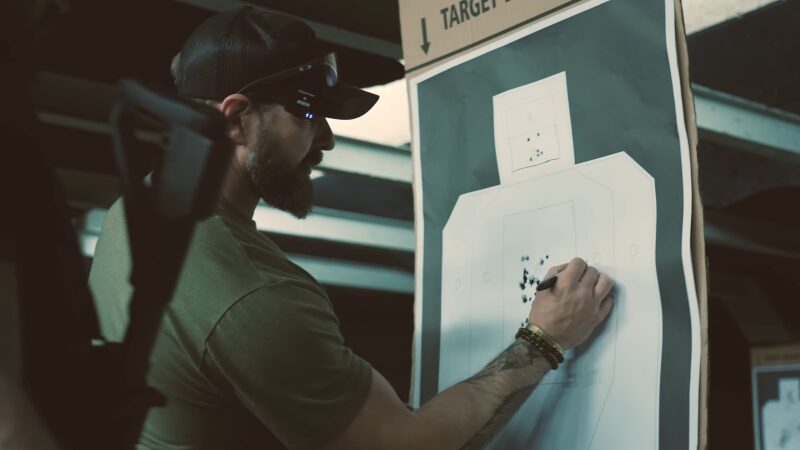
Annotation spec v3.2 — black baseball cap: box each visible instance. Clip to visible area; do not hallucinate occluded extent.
[174,7,378,120]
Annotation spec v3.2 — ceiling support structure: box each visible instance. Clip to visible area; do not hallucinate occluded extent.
[704,211,800,261]
[693,83,800,159]
[250,205,414,252]
[33,73,411,184]
[80,205,414,293]
[84,205,414,254]
[79,230,413,294]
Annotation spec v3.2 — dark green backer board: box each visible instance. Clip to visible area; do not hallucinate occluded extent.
[414,1,694,449]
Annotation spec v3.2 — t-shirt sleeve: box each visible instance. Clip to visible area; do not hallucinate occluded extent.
[201,281,372,450]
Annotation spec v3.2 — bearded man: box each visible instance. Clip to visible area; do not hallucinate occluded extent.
[89,7,614,450]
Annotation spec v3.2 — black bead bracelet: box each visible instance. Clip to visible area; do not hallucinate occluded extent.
[515,327,564,369]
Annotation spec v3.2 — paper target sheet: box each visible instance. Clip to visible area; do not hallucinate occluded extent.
[406,0,701,448]
[440,153,661,449]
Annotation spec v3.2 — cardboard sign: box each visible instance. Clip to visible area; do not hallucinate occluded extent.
[399,0,579,71]
[752,344,800,368]
[403,0,707,447]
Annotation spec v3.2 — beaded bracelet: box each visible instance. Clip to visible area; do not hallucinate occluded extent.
[515,328,561,369]
[525,324,564,355]
[516,332,559,369]
[515,327,564,369]
[520,325,565,363]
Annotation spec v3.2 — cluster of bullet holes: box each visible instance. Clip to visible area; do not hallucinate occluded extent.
[518,254,549,327]
[527,132,542,162]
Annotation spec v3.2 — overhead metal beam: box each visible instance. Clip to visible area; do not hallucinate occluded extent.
[170,0,402,59]
[79,231,413,294]
[37,111,111,135]
[80,206,414,293]
[251,204,414,252]
[693,83,800,158]
[38,107,412,183]
[33,73,411,184]
[30,72,117,119]
[56,169,121,210]
[84,204,414,254]
[704,211,800,261]
[683,0,783,34]
[323,136,411,183]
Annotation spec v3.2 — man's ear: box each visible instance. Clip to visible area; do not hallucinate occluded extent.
[220,94,255,146]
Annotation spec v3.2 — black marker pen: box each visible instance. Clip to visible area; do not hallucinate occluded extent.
[536,272,560,291]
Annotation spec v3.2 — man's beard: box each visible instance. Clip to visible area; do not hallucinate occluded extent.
[245,135,322,219]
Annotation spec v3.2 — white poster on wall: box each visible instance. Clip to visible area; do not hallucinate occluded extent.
[406,0,701,448]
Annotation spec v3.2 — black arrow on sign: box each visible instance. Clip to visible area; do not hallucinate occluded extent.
[420,17,431,54]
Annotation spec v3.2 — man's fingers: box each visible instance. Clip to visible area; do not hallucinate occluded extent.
[593,274,613,301]
[598,294,614,319]
[558,257,587,285]
[544,262,569,279]
[579,266,600,287]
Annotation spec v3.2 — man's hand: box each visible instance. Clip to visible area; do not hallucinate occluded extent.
[528,257,614,350]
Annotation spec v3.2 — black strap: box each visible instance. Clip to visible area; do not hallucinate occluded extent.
[107,79,233,449]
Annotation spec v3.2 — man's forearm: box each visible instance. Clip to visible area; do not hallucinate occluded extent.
[459,383,536,450]
[408,339,550,449]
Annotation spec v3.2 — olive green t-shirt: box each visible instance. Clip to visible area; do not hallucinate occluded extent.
[88,200,372,450]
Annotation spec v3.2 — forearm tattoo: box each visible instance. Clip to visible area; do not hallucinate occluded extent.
[461,339,546,450]
[464,339,542,384]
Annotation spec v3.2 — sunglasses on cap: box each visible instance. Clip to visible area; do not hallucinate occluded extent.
[236,52,338,120]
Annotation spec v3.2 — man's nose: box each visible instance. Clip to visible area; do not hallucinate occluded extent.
[314,118,335,151]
